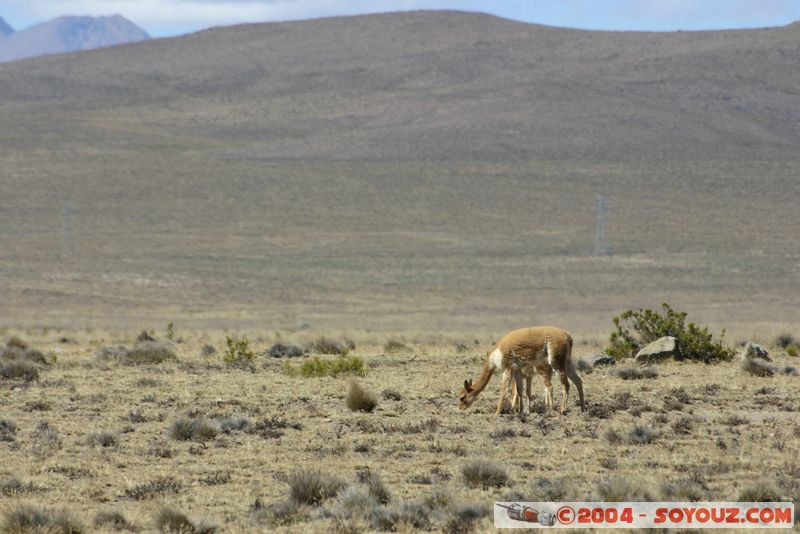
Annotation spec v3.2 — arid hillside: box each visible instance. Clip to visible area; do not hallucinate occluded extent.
[0,11,798,333]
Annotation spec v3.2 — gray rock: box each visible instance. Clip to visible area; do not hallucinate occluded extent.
[635,336,679,364]
[740,342,770,362]
[589,353,616,367]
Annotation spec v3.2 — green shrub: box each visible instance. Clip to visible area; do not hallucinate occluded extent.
[223,336,255,368]
[285,355,365,378]
[606,303,734,362]
[786,345,798,357]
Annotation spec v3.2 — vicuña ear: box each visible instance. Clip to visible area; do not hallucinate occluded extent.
[464,379,472,390]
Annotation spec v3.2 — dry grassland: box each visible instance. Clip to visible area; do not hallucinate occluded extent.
[1,328,798,532]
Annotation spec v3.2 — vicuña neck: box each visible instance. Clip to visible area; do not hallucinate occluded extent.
[469,359,496,396]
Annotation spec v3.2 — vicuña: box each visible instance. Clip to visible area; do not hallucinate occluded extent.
[458,326,585,415]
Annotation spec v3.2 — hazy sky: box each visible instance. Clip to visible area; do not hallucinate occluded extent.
[2,0,799,37]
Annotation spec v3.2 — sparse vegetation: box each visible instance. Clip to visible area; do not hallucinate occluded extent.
[0,417,17,442]
[606,303,734,362]
[285,355,366,377]
[609,366,659,380]
[122,342,177,365]
[94,510,134,531]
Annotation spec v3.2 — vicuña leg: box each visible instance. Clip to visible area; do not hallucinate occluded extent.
[537,366,554,410]
[557,369,570,414]
[495,369,511,416]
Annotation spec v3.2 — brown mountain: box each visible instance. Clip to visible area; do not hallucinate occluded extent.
[0,14,149,63]
[0,11,798,333]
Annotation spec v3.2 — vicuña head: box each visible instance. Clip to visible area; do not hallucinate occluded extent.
[457,326,585,416]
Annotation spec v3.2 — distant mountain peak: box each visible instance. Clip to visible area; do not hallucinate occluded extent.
[0,16,14,36]
[0,14,149,63]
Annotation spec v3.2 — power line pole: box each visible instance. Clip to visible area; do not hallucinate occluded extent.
[62,201,72,259]
[594,194,610,256]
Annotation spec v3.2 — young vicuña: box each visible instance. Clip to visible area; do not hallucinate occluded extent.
[458,326,585,415]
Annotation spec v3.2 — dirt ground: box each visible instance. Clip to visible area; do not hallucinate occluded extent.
[0,328,798,533]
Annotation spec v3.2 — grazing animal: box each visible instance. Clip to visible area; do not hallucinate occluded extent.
[458,326,585,415]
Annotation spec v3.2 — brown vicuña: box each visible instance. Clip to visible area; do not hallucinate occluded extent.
[458,326,585,415]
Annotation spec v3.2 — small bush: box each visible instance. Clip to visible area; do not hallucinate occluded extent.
[773,333,796,349]
[0,476,41,496]
[307,337,353,355]
[124,342,177,365]
[137,330,156,342]
[461,460,510,489]
[125,476,182,500]
[603,428,622,444]
[721,414,749,426]
[1,503,84,534]
[0,417,17,442]
[5,336,28,349]
[370,501,431,531]
[660,480,707,501]
[383,339,410,353]
[169,416,219,442]
[608,367,659,380]
[87,430,119,448]
[346,381,378,412]
[593,478,657,501]
[671,416,694,435]
[332,485,378,519]
[94,510,134,531]
[250,499,311,527]
[606,303,734,362]
[200,344,216,357]
[783,365,798,375]
[31,421,62,458]
[223,336,255,368]
[1,360,39,381]
[288,469,346,505]
[737,482,784,502]
[787,345,799,357]
[1,345,49,366]
[357,467,391,504]
[381,389,402,401]
[628,425,657,444]
[217,416,251,433]
[155,506,217,533]
[285,355,365,378]
[266,343,304,358]
[201,471,231,486]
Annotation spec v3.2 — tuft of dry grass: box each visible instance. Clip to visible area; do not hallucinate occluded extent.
[155,505,217,533]
[383,339,410,353]
[94,510,134,531]
[593,477,657,501]
[285,355,366,378]
[346,380,378,412]
[460,459,510,489]
[0,417,17,442]
[1,503,84,534]
[287,469,346,505]
[87,430,119,448]
[169,416,219,442]
[125,476,182,500]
